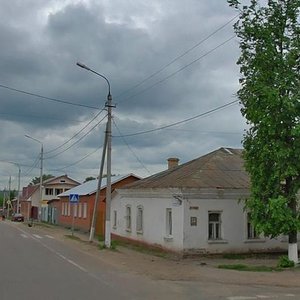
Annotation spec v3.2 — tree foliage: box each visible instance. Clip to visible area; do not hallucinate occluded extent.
[228,0,300,240]
[84,176,96,183]
[30,174,54,185]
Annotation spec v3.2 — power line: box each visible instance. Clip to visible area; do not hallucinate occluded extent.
[119,35,236,104]
[0,83,100,110]
[44,114,107,159]
[45,108,106,154]
[113,120,151,175]
[115,14,239,101]
[0,111,87,123]
[52,145,102,172]
[113,99,239,137]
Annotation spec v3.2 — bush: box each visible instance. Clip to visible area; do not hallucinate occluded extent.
[277,256,295,268]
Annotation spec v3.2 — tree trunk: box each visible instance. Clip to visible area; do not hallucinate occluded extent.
[288,231,298,264]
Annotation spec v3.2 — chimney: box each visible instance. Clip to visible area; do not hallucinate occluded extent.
[167,157,179,170]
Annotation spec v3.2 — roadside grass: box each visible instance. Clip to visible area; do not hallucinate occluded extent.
[97,238,169,258]
[218,264,282,272]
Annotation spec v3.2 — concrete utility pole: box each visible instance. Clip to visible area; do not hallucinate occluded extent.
[77,62,114,247]
[8,176,11,218]
[89,123,108,242]
[25,135,44,220]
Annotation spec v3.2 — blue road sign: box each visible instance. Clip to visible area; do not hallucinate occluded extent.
[69,194,79,203]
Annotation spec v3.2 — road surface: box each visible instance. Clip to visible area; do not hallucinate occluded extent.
[0,221,299,300]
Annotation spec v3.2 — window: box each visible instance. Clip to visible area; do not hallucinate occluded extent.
[113,210,117,229]
[83,203,87,219]
[67,203,71,216]
[45,188,53,195]
[190,216,197,226]
[136,206,143,233]
[208,212,221,240]
[55,188,63,195]
[62,203,65,216]
[78,203,82,218]
[247,213,259,239]
[166,208,172,236]
[73,204,77,217]
[126,205,131,231]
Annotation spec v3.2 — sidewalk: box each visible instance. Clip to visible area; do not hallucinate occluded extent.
[26,222,300,287]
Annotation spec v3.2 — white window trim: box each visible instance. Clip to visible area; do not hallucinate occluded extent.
[165,208,173,238]
[125,205,132,232]
[136,205,143,234]
[208,211,222,241]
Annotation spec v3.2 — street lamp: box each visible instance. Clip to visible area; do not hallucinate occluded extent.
[0,161,21,213]
[25,134,44,220]
[76,62,113,247]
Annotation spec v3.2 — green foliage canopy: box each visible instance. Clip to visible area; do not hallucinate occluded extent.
[228,0,300,238]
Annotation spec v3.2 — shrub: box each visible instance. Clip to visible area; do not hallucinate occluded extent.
[277,256,295,268]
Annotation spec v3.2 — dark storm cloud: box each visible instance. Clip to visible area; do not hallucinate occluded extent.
[0,0,245,188]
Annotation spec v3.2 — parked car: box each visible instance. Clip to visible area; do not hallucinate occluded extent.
[11,213,24,222]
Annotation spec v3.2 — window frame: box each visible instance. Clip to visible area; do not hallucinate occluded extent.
[208,211,222,240]
[125,205,132,232]
[166,208,172,237]
[136,206,143,234]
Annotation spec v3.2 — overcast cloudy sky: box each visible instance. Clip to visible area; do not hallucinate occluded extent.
[0,0,246,190]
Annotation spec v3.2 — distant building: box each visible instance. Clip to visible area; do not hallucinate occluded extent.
[58,174,141,236]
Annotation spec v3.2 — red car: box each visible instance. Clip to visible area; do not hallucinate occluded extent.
[11,213,24,222]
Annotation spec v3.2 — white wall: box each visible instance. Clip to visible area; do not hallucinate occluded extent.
[183,189,291,254]
[112,188,298,254]
[111,189,184,252]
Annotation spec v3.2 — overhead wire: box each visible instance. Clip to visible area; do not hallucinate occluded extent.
[115,13,239,101]
[44,114,107,159]
[113,99,239,138]
[118,35,236,104]
[52,144,103,172]
[0,83,100,110]
[45,107,106,154]
[113,120,152,175]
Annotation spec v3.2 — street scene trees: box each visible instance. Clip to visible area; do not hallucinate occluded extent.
[228,0,300,263]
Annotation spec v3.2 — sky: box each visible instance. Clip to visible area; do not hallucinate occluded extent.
[0,0,246,190]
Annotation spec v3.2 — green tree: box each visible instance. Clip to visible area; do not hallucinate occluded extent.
[84,176,96,183]
[228,0,300,263]
[30,174,54,185]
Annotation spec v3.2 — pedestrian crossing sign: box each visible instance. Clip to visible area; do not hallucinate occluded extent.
[69,194,79,203]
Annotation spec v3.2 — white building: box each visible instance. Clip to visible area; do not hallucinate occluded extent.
[111,148,299,255]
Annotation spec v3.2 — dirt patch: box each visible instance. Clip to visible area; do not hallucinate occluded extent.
[27,223,300,287]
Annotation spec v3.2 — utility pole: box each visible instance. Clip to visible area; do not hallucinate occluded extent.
[8,176,11,218]
[89,123,108,242]
[105,91,113,248]
[76,62,114,248]
[39,144,43,220]
[25,135,43,221]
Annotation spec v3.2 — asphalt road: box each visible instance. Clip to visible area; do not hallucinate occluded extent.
[1,221,299,300]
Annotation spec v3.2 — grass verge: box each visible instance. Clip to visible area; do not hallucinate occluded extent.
[218,264,281,272]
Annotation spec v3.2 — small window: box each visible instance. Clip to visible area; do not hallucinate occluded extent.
[113,210,117,229]
[166,208,172,236]
[73,204,78,218]
[55,188,63,195]
[190,217,197,226]
[208,212,221,240]
[126,205,131,231]
[83,203,87,219]
[67,203,71,216]
[247,213,259,239]
[78,203,82,218]
[136,206,143,233]
[45,188,53,195]
[60,180,66,183]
